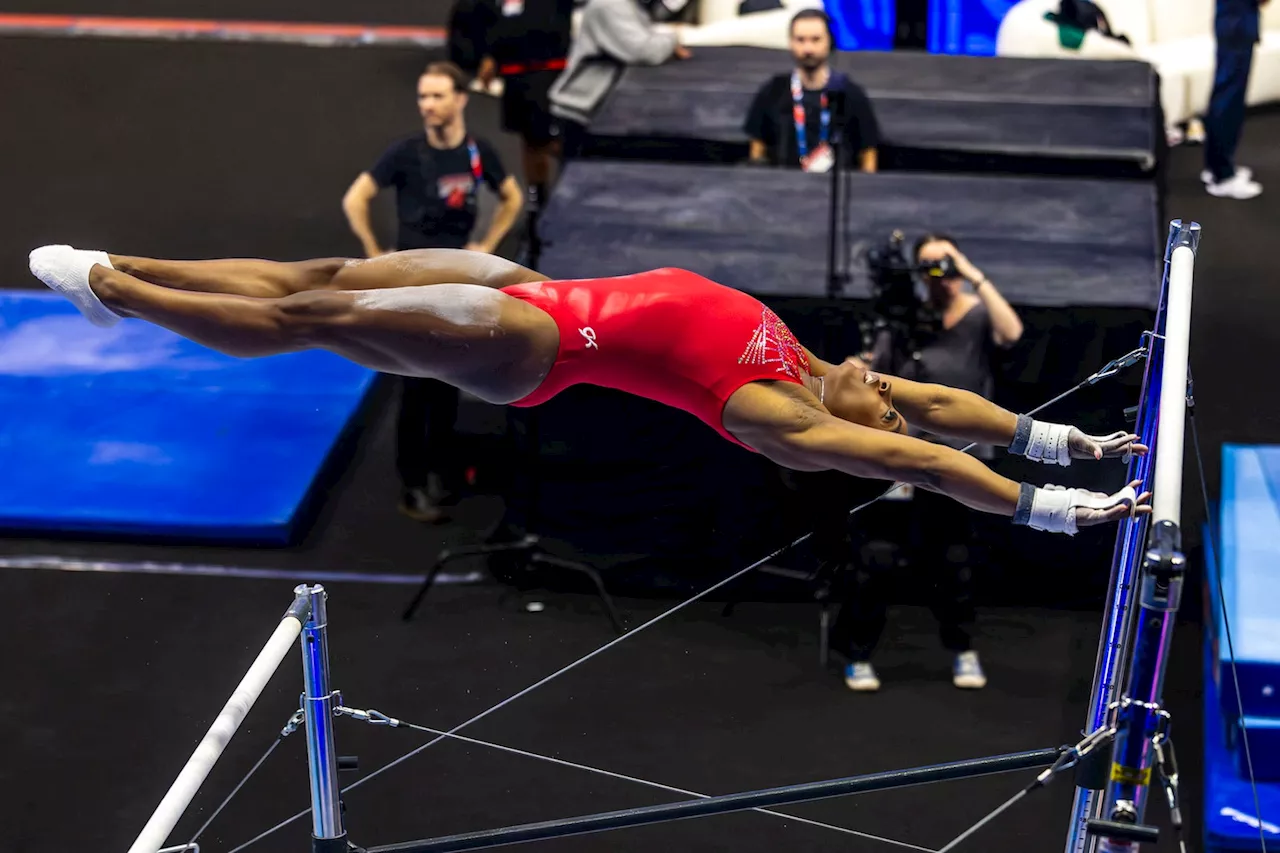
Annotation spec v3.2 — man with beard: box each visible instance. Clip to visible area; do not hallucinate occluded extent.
[342,61,524,522]
[743,9,879,173]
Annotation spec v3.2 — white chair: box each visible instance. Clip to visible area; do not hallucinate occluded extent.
[995,0,1190,127]
[683,0,823,48]
[996,0,1280,125]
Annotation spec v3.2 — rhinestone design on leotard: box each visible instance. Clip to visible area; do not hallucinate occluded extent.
[738,308,810,380]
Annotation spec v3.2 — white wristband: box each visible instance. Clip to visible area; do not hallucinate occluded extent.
[1025,420,1072,466]
[1028,485,1078,535]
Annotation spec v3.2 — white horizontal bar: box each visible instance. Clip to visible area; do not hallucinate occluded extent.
[1152,243,1195,527]
[126,613,305,853]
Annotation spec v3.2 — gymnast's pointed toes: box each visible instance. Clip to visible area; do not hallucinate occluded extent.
[28,244,122,328]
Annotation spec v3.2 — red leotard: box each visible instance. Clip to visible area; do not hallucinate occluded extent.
[500,268,810,449]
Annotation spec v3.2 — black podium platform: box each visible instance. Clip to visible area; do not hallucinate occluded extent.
[540,160,1160,309]
[588,48,1159,169]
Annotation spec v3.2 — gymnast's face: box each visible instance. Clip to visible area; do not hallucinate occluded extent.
[821,358,907,434]
[418,72,465,130]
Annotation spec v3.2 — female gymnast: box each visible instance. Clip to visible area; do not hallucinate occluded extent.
[29,245,1149,536]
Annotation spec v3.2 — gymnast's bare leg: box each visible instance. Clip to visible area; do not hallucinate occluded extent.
[105,248,547,298]
[27,245,559,405]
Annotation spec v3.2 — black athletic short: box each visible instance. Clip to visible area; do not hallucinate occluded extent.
[501,69,559,144]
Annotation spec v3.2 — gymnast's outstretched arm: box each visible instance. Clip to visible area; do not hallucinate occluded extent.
[803,350,1145,463]
[724,382,1150,534]
[881,372,1147,463]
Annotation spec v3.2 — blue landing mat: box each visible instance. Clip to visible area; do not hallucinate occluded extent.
[1205,444,1280,852]
[0,291,376,543]
[1203,621,1280,851]
[1218,446,1280,726]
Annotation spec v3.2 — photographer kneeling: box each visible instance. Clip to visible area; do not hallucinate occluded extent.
[833,234,1024,692]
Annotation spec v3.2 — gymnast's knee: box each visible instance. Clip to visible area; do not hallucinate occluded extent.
[282,258,349,292]
[274,290,356,344]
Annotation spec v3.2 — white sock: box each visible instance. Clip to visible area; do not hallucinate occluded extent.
[28,245,122,327]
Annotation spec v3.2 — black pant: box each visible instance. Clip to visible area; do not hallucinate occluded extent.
[394,237,467,493]
[446,0,488,74]
[831,488,976,661]
[501,70,560,145]
[395,376,461,492]
[1205,39,1256,182]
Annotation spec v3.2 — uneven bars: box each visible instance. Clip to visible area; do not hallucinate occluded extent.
[368,747,1065,853]
[125,592,313,853]
[1086,220,1199,851]
[1151,234,1196,526]
[1062,218,1188,853]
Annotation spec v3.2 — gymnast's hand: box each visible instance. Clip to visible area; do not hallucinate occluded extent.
[1068,428,1149,462]
[1069,480,1153,528]
[1024,479,1152,534]
[1011,417,1147,466]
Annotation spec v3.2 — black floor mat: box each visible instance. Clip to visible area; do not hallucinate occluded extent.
[0,567,1204,853]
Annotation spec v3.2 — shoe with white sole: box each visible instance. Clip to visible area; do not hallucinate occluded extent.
[1206,171,1262,199]
[952,651,987,689]
[1201,165,1252,184]
[844,661,881,692]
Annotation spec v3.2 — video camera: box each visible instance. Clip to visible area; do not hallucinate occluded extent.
[863,230,942,363]
[919,255,958,281]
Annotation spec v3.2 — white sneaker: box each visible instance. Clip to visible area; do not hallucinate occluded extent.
[1186,117,1206,144]
[1201,165,1253,184]
[1206,171,1262,199]
[952,651,988,689]
[468,78,504,97]
[844,661,881,692]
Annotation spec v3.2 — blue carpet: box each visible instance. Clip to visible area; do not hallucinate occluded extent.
[1202,621,1280,851]
[1203,444,1280,852]
[1218,445,1280,724]
[0,291,376,542]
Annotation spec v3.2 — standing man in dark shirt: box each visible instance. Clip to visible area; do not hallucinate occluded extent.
[343,61,524,522]
[744,9,879,173]
[474,0,575,263]
[1202,0,1266,199]
[448,0,490,74]
[833,235,1023,693]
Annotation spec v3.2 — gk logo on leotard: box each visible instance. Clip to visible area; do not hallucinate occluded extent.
[579,327,599,350]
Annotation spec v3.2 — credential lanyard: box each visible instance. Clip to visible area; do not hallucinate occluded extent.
[790,70,829,162]
[467,137,482,186]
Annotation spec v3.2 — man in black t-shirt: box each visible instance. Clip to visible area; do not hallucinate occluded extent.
[473,0,576,261]
[344,63,523,256]
[744,9,879,173]
[343,61,524,522]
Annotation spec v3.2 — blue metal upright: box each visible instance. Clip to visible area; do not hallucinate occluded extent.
[1063,220,1200,853]
[298,583,349,853]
